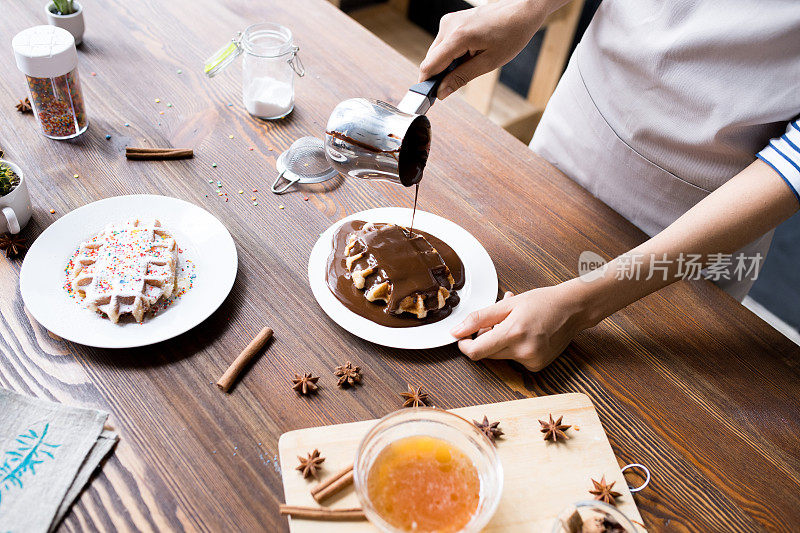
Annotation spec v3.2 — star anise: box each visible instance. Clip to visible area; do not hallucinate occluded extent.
[334,361,362,388]
[473,416,504,443]
[296,449,325,479]
[16,98,32,114]
[589,475,622,505]
[400,384,428,407]
[539,413,571,442]
[0,233,27,258]
[291,372,319,395]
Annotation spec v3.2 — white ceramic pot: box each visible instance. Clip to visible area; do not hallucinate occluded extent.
[0,161,33,235]
[45,1,84,45]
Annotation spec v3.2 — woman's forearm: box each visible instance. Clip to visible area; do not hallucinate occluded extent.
[527,0,572,16]
[572,159,799,327]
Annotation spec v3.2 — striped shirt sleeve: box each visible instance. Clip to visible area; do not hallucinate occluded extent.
[757,118,800,203]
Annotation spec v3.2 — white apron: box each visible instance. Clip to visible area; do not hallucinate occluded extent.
[529,0,800,300]
[532,57,772,300]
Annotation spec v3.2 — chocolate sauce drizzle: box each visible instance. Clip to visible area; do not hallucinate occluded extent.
[326,221,465,328]
[410,183,419,232]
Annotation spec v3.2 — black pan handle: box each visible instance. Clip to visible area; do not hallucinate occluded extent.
[407,56,466,107]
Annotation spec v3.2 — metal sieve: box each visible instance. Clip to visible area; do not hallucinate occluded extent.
[271,136,338,194]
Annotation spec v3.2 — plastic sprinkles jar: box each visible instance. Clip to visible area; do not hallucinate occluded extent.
[13,25,88,139]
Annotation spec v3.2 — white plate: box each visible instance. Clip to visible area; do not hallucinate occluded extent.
[20,195,237,349]
[308,208,498,349]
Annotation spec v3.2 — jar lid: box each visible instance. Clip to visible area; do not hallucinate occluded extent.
[12,25,77,78]
[203,36,243,78]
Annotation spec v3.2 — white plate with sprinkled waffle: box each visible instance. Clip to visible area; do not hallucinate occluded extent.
[308,207,498,349]
[20,195,237,348]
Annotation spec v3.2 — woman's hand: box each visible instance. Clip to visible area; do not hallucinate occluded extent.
[451,281,593,372]
[449,159,800,372]
[419,0,560,99]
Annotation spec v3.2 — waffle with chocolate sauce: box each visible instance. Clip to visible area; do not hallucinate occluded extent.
[343,222,455,319]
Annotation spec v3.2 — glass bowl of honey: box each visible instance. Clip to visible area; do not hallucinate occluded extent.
[354,408,503,533]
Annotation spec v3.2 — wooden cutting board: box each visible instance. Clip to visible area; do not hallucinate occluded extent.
[278,393,646,532]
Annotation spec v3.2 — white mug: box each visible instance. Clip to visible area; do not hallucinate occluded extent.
[0,161,33,234]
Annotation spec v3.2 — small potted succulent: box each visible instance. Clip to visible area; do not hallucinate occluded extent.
[0,158,33,236]
[0,163,20,198]
[45,0,85,45]
[0,161,28,257]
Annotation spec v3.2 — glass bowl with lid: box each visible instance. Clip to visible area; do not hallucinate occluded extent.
[354,408,504,533]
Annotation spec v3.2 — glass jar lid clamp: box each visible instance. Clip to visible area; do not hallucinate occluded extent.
[204,26,305,78]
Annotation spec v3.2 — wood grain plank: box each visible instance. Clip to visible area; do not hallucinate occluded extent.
[0,0,797,531]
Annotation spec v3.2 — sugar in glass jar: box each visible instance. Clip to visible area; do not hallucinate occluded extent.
[205,22,304,120]
[13,25,88,140]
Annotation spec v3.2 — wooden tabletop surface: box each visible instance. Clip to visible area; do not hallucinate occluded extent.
[1,0,798,531]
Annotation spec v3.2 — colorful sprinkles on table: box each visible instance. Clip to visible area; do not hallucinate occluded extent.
[43,69,318,221]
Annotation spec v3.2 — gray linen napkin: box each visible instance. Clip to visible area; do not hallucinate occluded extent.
[0,388,119,532]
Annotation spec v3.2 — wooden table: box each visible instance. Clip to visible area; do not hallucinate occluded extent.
[1,1,798,531]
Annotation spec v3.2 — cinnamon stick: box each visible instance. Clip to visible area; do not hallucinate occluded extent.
[310,464,354,503]
[279,505,366,521]
[125,147,194,160]
[216,327,273,392]
[125,147,191,154]
[125,147,181,152]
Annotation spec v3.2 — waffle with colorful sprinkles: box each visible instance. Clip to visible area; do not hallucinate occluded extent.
[71,219,178,323]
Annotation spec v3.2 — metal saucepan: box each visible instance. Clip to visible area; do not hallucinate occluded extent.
[324,58,462,187]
